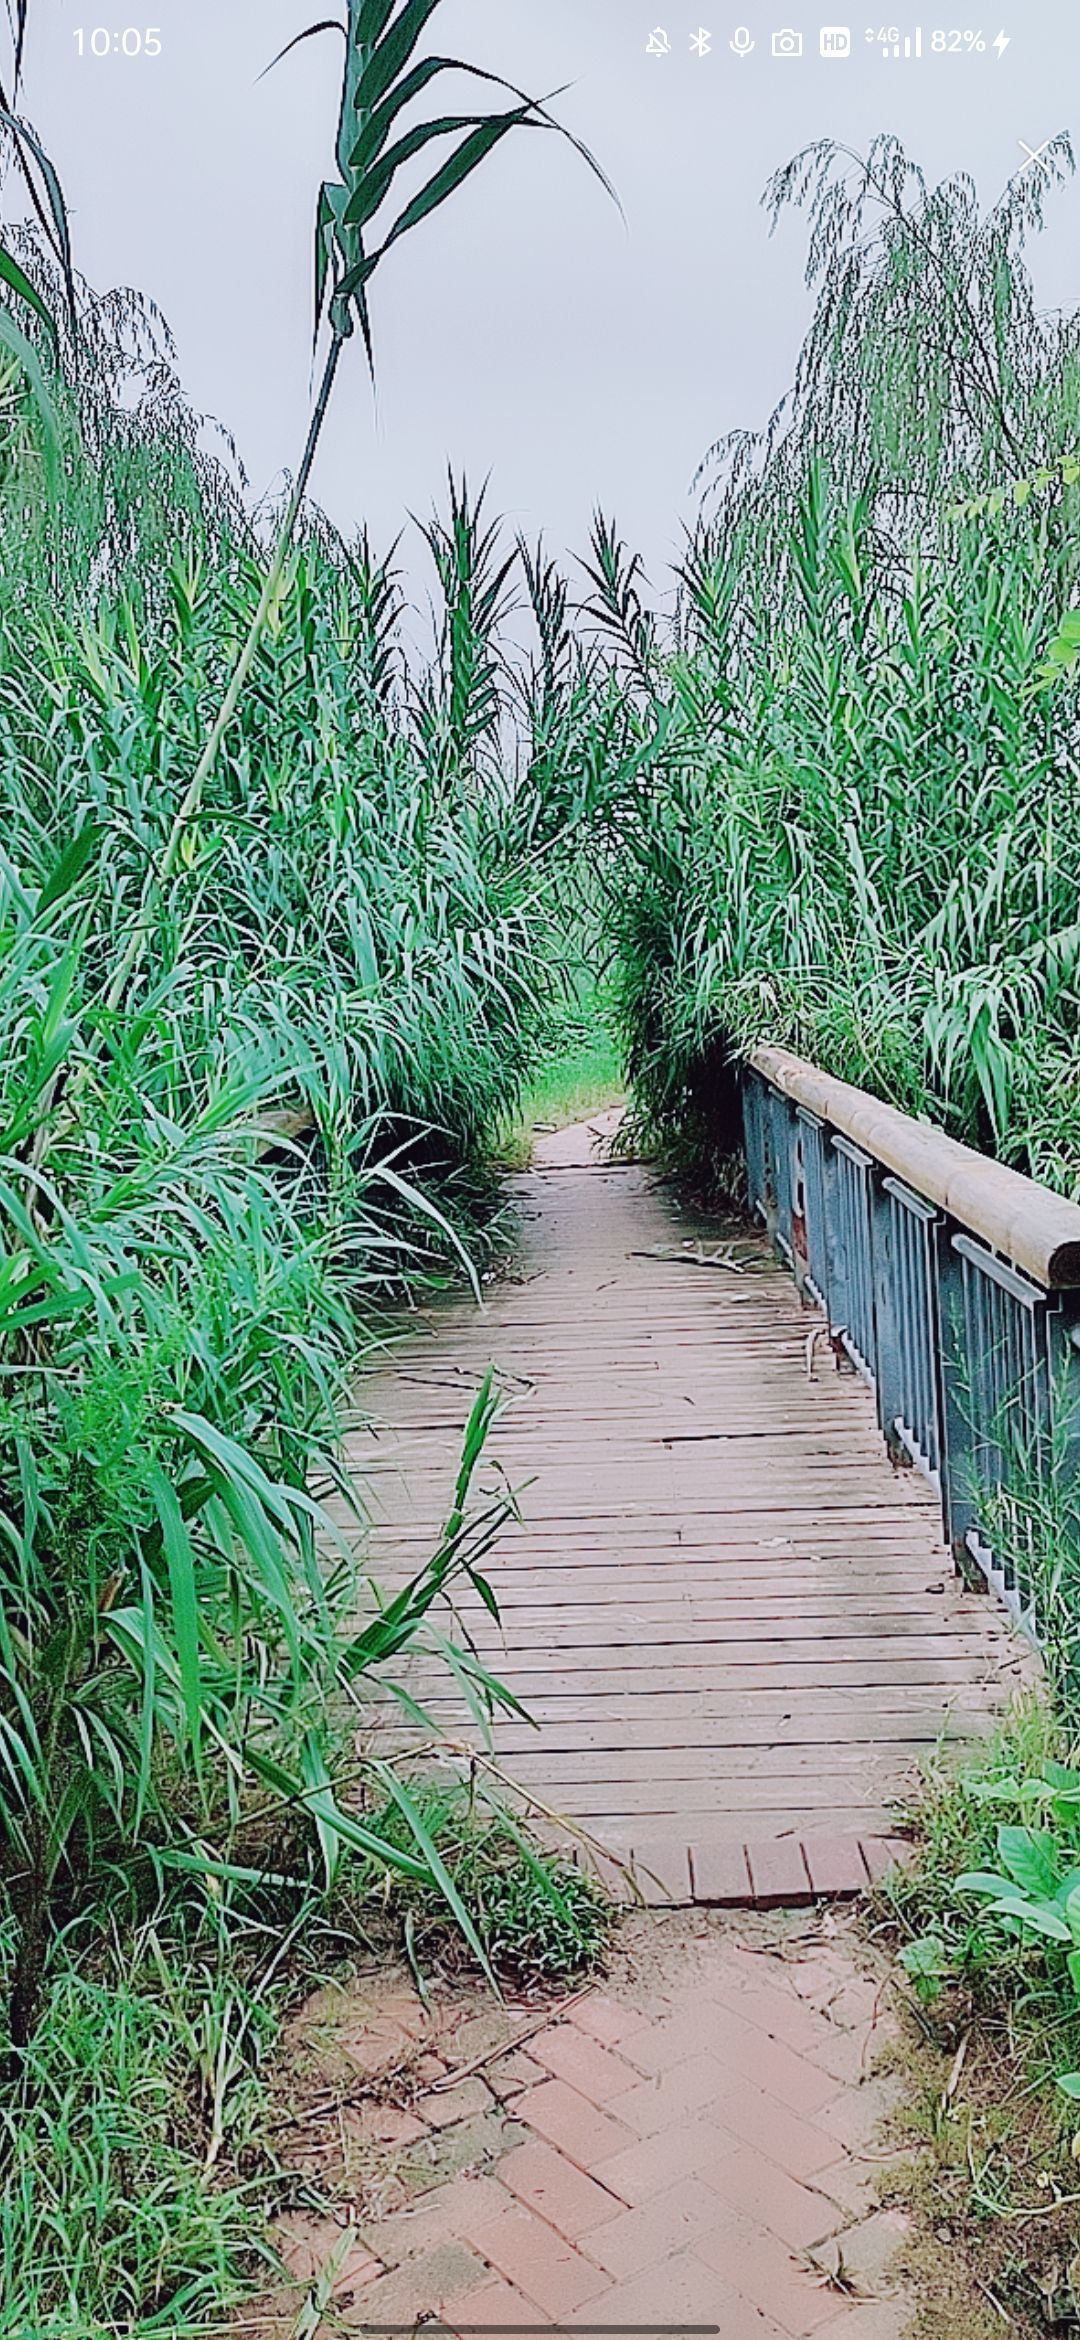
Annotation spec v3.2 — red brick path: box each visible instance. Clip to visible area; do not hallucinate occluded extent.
[270,1926,914,2340]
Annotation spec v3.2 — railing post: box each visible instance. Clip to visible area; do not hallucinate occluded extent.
[829,1136,878,1384]
[795,1106,829,1309]
[870,1174,909,1466]
[876,1179,944,1484]
[742,1070,766,1224]
[772,1087,796,1263]
[934,1230,982,1580]
[820,1129,853,1367]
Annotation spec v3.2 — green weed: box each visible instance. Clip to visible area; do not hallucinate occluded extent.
[351,1785,613,1986]
[871,1710,1080,2334]
[0,18,621,2316]
[497,952,624,1167]
[0,1927,274,2339]
[600,138,1080,1199]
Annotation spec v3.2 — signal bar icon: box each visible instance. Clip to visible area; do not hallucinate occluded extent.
[881,25,922,55]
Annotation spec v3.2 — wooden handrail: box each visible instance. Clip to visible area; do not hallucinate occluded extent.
[750,1045,1080,1291]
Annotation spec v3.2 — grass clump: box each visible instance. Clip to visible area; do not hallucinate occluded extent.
[881,1702,1061,1998]
[870,1703,1080,2335]
[497,945,624,1169]
[353,1785,613,1987]
[0,1928,275,2339]
[0,1781,613,2339]
[597,137,1080,1199]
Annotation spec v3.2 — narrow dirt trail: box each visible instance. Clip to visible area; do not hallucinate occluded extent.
[350,1121,1020,1891]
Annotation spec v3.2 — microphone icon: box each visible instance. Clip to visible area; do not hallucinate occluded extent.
[730,25,755,52]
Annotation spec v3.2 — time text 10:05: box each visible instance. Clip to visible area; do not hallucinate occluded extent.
[74,28,162,57]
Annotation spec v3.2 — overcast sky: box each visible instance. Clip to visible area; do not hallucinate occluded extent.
[20,2,1080,587]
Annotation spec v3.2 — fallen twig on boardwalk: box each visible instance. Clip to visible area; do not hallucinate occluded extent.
[628,1243,748,1271]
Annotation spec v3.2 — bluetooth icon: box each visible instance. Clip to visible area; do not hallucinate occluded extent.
[690,26,712,54]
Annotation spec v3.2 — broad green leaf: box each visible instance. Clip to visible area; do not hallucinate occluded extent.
[370,1759,497,1984]
[1043,1761,1080,1792]
[300,1729,342,1891]
[900,1935,949,1979]
[355,0,443,118]
[343,110,491,231]
[382,110,533,255]
[0,244,56,342]
[149,1467,204,1775]
[35,822,101,917]
[346,51,448,178]
[956,1871,1072,1937]
[997,1827,1062,1898]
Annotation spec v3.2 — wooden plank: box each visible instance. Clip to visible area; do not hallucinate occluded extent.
[746,1840,815,1908]
[466,1745,958,1782]
[437,1711,990,1749]
[406,1703,995,1740]
[597,1810,905,1849]
[405,1634,1000,1670]
[423,1612,980,1647]
[488,1778,915,1814]
[403,1654,999,1689]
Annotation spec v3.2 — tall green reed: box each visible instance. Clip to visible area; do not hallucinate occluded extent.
[0,214,604,2043]
[152,0,614,919]
[601,140,1080,1195]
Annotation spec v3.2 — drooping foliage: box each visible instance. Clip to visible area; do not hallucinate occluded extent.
[0,258,621,2304]
[0,0,641,2133]
[0,4,622,2075]
[602,139,1080,1194]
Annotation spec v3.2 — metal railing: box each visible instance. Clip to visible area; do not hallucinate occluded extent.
[743,1049,1080,1634]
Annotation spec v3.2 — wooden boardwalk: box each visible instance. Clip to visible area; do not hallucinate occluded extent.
[349,1126,1021,1898]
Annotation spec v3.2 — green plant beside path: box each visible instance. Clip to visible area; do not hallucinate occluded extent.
[596,136,1080,1199]
[0,0,620,2049]
[497,954,623,1168]
[0,8,629,2319]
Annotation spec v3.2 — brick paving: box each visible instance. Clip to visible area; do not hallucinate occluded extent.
[265,1920,917,2340]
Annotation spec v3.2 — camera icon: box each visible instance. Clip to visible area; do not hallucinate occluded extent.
[771,27,803,54]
